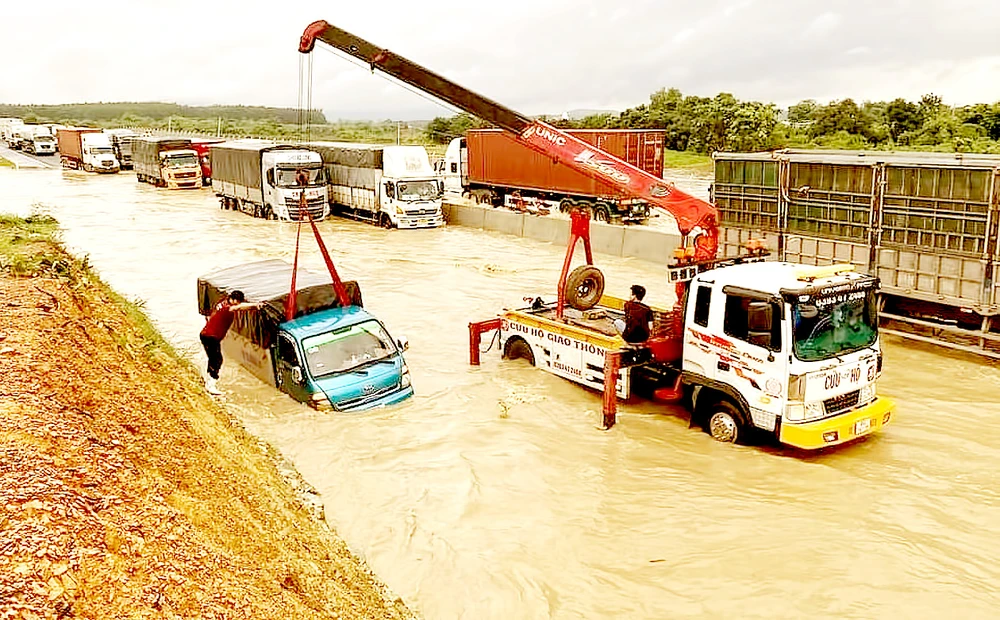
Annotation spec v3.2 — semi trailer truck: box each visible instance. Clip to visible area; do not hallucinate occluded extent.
[211,140,329,220]
[56,128,120,172]
[438,129,666,224]
[133,137,202,189]
[105,129,137,169]
[305,141,444,229]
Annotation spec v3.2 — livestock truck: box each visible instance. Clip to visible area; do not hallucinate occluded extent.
[105,129,137,169]
[197,259,413,411]
[305,142,444,229]
[133,137,202,189]
[19,126,56,155]
[439,129,666,224]
[56,128,120,172]
[211,140,329,220]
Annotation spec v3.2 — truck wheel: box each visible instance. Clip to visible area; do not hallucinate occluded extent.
[565,265,605,311]
[503,337,535,366]
[379,213,393,229]
[593,203,612,223]
[558,197,575,213]
[705,399,748,445]
[84,163,93,172]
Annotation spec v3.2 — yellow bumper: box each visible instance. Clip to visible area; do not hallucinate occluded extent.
[779,396,895,450]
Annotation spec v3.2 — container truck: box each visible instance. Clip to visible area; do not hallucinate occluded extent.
[297,21,894,448]
[105,129,137,169]
[439,129,666,224]
[133,137,202,189]
[712,148,1000,360]
[305,141,444,229]
[197,259,413,410]
[211,140,329,220]
[56,128,120,172]
[191,138,224,185]
[18,125,56,155]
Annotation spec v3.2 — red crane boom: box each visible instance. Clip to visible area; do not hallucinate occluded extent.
[298,20,719,261]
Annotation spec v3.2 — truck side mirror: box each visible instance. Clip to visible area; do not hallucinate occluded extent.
[291,366,304,384]
[266,169,275,185]
[396,336,409,352]
[385,182,395,199]
[437,180,444,195]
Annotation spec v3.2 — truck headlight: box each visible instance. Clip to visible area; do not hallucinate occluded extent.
[805,401,825,421]
[859,383,876,405]
[310,391,331,409]
[785,404,804,422]
[400,364,411,388]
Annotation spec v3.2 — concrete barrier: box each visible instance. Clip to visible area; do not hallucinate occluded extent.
[483,208,525,237]
[622,226,680,264]
[443,199,683,265]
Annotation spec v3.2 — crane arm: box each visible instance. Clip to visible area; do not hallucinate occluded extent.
[299,20,718,260]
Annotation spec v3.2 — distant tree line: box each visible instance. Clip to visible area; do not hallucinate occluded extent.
[424,88,1000,155]
[0,102,326,124]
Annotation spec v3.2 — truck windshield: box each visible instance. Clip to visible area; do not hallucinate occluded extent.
[397,180,440,201]
[792,287,878,361]
[302,320,398,377]
[164,154,197,167]
[92,147,113,155]
[276,167,324,187]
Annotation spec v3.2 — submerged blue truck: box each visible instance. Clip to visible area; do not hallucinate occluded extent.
[197,259,413,411]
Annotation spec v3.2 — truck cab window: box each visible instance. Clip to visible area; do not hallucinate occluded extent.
[385,182,395,199]
[450,162,458,173]
[724,294,782,351]
[693,285,711,327]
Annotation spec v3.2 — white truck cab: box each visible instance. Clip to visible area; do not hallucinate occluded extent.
[439,137,466,195]
[81,133,120,173]
[377,146,444,228]
[681,262,892,449]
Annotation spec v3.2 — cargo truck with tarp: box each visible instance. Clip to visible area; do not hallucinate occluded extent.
[439,129,666,224]
[304,141,444,229]
[211,140,329,220]
[133,137,202,189]
[711,148,1000,359]
[197,259,413,411]
[105,129,137,169]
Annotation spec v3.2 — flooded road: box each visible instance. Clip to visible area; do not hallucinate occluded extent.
[3,168,999,619]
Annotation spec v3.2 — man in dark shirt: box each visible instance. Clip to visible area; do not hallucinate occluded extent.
[614,284,654,344]
[199,290,260,394]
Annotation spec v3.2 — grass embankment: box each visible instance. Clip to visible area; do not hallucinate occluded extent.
[0,214,413,619]
[663,149,714,174]
[0,157,14,168]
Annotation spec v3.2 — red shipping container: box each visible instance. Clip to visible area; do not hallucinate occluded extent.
[466,129,664,200]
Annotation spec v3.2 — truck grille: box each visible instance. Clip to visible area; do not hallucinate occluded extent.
[285,197,327,220]
[406,208,439,216]
[824,390,860,415]
[335,383,399,410]
[175,172,197,179]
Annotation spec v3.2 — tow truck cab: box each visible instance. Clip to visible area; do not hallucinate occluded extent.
[680,262,894,449]
[198,259,413,411]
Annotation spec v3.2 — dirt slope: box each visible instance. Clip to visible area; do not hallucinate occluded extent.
[0,215,413,619]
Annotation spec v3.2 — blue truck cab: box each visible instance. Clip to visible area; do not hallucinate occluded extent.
[198,259,413,411]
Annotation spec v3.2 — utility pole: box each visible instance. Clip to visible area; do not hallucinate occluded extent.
[396,120,401,145]
[217,117,222,137]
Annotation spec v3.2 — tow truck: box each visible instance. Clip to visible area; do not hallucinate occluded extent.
[299,22,895,449]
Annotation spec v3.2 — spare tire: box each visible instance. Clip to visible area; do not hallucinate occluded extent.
[565,265,605,310]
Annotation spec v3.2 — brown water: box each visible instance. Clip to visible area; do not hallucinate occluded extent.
[4,168,999,619]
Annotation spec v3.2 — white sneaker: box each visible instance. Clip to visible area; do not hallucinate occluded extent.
[205,377,222,395]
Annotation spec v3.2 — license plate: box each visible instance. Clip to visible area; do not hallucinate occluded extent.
[854,418,872,435]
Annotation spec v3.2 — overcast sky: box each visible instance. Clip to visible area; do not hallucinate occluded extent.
[1,0,998,120]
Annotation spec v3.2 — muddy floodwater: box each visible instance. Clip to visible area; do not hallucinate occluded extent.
[3,168,999,619]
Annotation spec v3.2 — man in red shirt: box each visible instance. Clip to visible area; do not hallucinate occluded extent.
[199,290,261,395]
